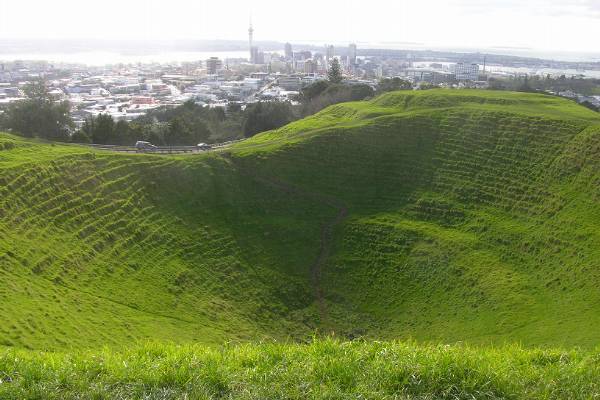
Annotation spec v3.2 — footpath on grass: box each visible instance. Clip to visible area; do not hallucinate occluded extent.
[223,152,348,325]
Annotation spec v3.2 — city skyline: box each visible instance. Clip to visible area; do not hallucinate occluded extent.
[0,0,600,55]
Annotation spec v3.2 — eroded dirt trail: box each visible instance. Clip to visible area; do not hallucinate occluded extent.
[225,154,348,325]
[309,204,348,324]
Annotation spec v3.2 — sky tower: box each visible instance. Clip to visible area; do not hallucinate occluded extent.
[248,18,254,61]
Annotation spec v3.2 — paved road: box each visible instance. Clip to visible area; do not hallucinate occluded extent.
[81,139,246,155]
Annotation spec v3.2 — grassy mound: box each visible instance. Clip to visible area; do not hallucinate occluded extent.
[230,90,600,347]
[1,89,600,353]
[1,339,599,399]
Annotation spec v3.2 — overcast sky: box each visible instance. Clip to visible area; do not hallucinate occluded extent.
[1,0,599,53]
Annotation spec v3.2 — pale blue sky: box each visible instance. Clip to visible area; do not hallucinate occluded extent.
[0,0,599,52]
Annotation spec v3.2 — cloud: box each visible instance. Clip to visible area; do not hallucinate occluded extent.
[540,0,600,17]
[581,0,600,14]
[451,0,600,17]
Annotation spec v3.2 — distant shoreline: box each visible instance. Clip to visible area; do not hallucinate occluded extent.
[0,50,253,66]
[1,43,600,79]
[1,38,600,64]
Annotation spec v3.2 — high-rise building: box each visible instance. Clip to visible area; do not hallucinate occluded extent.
[250,46,260,64]
[256,50,265,64]
[206,57,223,75]
[248,20,254,62]
[278,75,302,91]
[285,43,293,61]
[294,51,312,61]
[452,63,479,81]
[303,59,317,74]
[349,43,357,66]
[313,53,324,70]
[326,45,335,61]
[248,20,265,64]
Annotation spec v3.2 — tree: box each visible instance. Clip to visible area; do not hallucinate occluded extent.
[517,75,534,93]
[487,77,508,91]
[377,77,412,93]
[166,116,211,145]
[146,122,170,145]
[301,83,374,116]
[76,115,146,145]
[1,79,73,141]
[346,84,375,101]
[580,100,599,112]
[166,117,185,146]
[114,120,134,145]
[228,103,242,113]
[23,79,50,102]
[243,101,297,138]
[91,114,116,144]
[301,80,331,102]
[212,107,226,122]
[417,82,437,90]
[328,58,343,84]
[70,128,91,144]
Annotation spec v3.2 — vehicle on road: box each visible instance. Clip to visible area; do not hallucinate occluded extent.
[135,141,157,152]
[197,143,212,151]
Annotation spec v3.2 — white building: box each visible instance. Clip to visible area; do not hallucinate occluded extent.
[243,78,262,90]
[278,76,302,91]
[452,63,479,81]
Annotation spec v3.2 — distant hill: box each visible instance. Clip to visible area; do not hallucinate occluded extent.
[1,89,600,351]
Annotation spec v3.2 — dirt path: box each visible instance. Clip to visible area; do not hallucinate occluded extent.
[224,154,348,325]
[310,203,348,324]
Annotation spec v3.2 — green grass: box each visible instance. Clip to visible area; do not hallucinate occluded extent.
[0,135,337,350]
[228,90,600,348]
[2,89,600,396]
[2,339,600,399]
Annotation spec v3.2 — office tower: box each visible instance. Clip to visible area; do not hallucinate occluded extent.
[206,57,222,75]
[285,43,293,60]
[248,20,254,62]
[349,43,357,65]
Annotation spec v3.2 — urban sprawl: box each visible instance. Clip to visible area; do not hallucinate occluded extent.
[1,25,600,130]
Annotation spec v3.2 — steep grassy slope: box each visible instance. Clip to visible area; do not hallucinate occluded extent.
[0,135,336,349]
[231,90,600,347]
[1,89,600,353]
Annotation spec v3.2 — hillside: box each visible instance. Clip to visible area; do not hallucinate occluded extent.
[231,90,600,347]
[0,135,335,349]
[1,90,600,352]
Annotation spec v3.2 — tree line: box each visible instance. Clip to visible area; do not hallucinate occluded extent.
[0,80,73,141]
[489,75,600,96]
